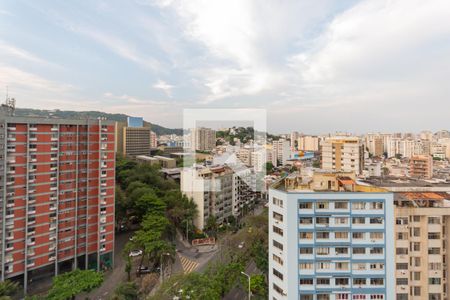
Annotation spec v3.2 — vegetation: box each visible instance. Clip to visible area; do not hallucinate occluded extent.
[116,156,198,283]
[46,269,103,300]
[14,108,182,135]
[0,280,19,299]
[111,282,140,300]
[150,208,269,300]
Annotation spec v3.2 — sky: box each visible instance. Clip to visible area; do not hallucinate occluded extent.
[0,0,450,134]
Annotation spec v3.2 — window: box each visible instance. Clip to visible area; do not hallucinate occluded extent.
[352,263,366,270]
[335,262,349,270]
[429,278,441,285]
[299,262,313,270]
[428,217,440,224]
[370,232,383,239]
[370,263,384,270]
[428,232,440,239]
[317,295,330,300]
[352,217,365,224]
[352,232,364,239]
[335,232,348,239]
[316,217,329,225]
[273,283,283,295]
[299,232,313,239]
[316,202,329,209]
[335,247,348,255]
[299,217,313,224]
[412,257,421,267]
[335,278,349,285]
[273,212,283,222]
[273,268,283,280]
[352,202,365,210]
[369,217,383,224]
[273,240,283,251]
[370,202,383,209]
[334,201,348,209]
[412,216,421,222]
[273,226,283,236]
[273,254,283,265]
[299,247,313,255]
[299,278,313,285]
[316,278,330,285]
[273,197,283,208]
[429,294,441,300]
[369,247,383,254]
[370,278,384,286]
[428,247,440,255]
[411,242,420,252]
[299,202,312,209]
[316,262,330,270]
[413,287,421,296]
[316,232,329,239]
[316,247,330,255]
[413,227,420,237]
[397,232,408,240]
[429,262,441,270]
[396,217,408,225]
[353,278,366,285]
[396,247,408,255]
[353,247,366,254]
[335,217,348,224]
[396,263,408,270]
[396,278,408,285]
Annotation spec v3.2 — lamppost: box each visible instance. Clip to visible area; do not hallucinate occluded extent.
[183,219,190,241]
[160,252,171,283]
[241,271,251,300]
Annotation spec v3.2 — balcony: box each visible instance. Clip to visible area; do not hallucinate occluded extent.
[5,256,13,263]
[29,148,37,152]
[7,148,15,153]
[7,137,16,142]
[29,137,37,142]
[5,246,14,251]
[51,126,58,131]
[7,169,15,174]
[7,127,16,131]
[49,256,56,261]
[29,127,37,131]
[7,158,15,164]
[50,147,58,151]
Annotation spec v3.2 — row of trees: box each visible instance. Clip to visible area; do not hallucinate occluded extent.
[150,210,269,299]
[116,156,198,296]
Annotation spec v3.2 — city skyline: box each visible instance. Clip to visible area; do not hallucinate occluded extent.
[1,0,450,133]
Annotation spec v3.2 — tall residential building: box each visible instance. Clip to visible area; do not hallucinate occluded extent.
[394,192,450,300]
[0,111,115,292]
[366,134,384,157]
[321,137,364,175]
[272,139,290,166]
[181,165,233,229]
[409,155,433,179]
[181,165,257,229]
[122,126,151,157]
[298,136,320,152]
[191,127,216,152]
[269,171,395,300]
[150,131,157,149]
[290,131,299,150]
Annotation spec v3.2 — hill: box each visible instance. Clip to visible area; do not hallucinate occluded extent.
[14,108,183,136]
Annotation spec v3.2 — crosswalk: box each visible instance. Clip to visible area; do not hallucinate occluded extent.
[178,254,199,274]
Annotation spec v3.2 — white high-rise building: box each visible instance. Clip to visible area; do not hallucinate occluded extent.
[272,139,291,166]
[190,127,216,151]
[268,171,395,300]
[298,136,320,152]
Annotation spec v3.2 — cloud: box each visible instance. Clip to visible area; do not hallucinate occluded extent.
[153,79,174,97]
[0,40,54,66]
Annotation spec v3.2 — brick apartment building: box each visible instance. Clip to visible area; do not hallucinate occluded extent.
[0,106,115,291]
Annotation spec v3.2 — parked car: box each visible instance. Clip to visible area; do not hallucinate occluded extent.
[129,249,143,257]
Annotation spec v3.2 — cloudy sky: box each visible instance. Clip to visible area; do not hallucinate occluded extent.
[0,0,449,134]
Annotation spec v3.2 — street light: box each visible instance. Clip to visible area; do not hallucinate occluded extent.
[160,252,171,283]
[241,271,251,300]
[183,219,190,241]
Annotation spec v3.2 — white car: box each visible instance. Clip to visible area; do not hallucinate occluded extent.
[129,249,143,257]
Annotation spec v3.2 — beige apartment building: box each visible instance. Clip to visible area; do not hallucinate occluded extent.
[394,192,450,300]
[191,127,216,152]
[122,126,151,157]
[298,135,320,152]
[321,136,365,175]
[409,155,433,179]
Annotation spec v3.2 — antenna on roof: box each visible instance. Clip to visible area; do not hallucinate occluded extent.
[2,85,16,116]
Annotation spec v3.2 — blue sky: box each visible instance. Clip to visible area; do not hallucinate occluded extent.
[1,0,449,133]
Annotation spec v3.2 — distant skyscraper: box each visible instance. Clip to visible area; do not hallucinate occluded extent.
[191,127,216,151]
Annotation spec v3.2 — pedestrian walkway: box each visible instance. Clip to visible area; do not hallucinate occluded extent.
[178,254,199,274]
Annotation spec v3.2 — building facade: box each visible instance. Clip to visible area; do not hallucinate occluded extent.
[0,112,115,291]
[409,155,433,179]
[321,137,365,175]
[268,171,395,300]
[191,127,216,152]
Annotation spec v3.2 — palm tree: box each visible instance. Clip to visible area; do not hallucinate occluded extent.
[0,280,19,300]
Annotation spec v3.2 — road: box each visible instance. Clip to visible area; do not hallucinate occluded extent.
[80,230,132,300]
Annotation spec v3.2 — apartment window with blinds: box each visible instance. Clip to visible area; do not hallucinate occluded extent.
[273,226,283,236]
[273,197,283,208]
[273,268,283,280]
[273,212,283,222]
[273,240,283,251]
[273,254,283,265]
